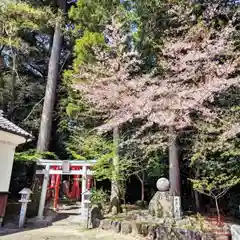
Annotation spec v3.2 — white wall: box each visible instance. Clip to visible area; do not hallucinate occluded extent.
[0,142,15,192]
[0,130,26,192]
[0,130,26,145]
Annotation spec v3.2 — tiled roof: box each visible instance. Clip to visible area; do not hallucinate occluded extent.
[0,111,33,139]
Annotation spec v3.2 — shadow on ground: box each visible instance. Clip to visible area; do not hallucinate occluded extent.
[0,201,84,237]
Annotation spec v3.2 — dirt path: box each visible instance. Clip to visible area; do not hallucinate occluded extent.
[1,204,143,240]
[1,225,142,240]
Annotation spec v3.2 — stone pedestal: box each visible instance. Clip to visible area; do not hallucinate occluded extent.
[149,178,182,219]
[149,191,173,218]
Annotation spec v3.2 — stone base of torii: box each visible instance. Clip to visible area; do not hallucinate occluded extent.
[36,159,96,219]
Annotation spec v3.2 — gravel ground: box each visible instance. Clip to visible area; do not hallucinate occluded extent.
[0,225,142,240]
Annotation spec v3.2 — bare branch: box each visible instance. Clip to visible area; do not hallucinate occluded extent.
[23,97,44,122]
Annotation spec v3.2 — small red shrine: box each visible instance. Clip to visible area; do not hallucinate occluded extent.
[36,159,96,218]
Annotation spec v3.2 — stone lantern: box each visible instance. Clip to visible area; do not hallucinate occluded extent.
[18,188,32,228]
[81,190,92,218]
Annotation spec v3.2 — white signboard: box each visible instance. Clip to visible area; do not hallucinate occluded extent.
[62,160,70,173]
[173,196,181,220]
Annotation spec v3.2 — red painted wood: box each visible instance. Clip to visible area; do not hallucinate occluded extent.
[75,175,80,200]
[44,164,94,202]
[87,177,92,190]
[87,167,92,190]
[50,174,56,188]
[0,194,8,217]
[53,167,61,210]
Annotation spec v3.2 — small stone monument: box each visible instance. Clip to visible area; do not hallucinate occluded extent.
[149,178,173,218]
[88,205,103,228]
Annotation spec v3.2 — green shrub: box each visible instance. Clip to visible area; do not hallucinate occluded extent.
[90,188,109,209]
[14,149,58,162]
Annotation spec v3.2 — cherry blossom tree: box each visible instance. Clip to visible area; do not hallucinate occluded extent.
[71,0,240,205]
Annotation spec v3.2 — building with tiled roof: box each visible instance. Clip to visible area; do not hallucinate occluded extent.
[0,110,32,139]
[0,110,33,226]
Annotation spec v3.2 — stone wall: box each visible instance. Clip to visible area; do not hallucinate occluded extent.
[99,218,230,240]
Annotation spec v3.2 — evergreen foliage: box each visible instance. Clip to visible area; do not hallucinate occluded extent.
[0,1,56,47]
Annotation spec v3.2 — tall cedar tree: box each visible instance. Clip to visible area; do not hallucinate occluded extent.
[37,0,66,152]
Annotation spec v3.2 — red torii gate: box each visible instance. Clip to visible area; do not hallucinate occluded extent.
[36,159,96,218]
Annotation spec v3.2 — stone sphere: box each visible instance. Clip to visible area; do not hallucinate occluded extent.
[156,178,170,191]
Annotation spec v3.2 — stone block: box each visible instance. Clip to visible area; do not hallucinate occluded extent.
[111,221,121,233]
[147,225,156,240]
[186,230,201,240]
[155,226,168,240]
[88,205,103,228]
[132,222,149,236]
[99,219,112,230]
[148,191,173,218]
[121,221,132,235]
[141,223,149,236]
[131,222,142,235]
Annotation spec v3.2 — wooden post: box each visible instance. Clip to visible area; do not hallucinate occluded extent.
[38,165,50,219]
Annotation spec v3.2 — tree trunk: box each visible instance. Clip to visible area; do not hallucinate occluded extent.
[8,52,17,118]
[169,128,182,219]
[194,164,201,212]
[169,129,181,196]
[11,53,16,105]
[37,21,62,152]
[215,197,220,224]
[141,172,145,202]
[109,126,122,215]
[136,173,145,202]
[194,190,201,212]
